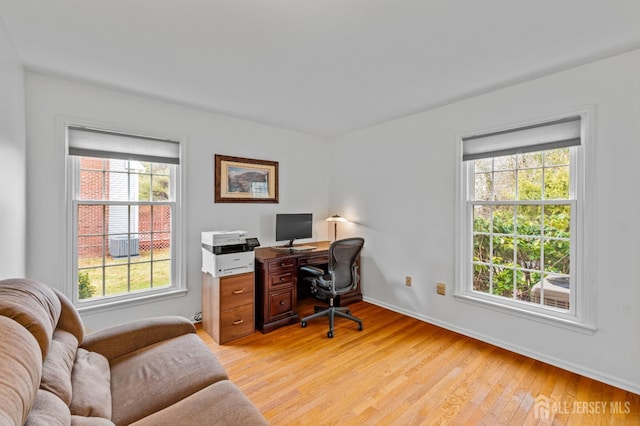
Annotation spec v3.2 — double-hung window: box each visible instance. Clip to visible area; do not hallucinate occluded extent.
[67,125,184,308]
[457,114,593,328]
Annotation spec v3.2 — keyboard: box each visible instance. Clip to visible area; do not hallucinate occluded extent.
[291,245,316,252]
[273,245,316,252]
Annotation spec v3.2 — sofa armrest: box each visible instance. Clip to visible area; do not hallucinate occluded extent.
[80,316,196,361]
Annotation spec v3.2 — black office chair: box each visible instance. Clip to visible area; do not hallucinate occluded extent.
[300,237,364,338]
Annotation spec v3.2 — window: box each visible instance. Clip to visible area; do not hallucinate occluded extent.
[457,114,593,328]
[67,125,184,307]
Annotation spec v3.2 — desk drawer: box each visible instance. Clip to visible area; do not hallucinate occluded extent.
[298,254,328,266]
[220,304,254,343]
[269,271,295,288]
[268,288,295,320]
[220,275,254,309]
[269,259,296,275]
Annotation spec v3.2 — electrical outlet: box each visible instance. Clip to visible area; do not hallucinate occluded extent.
[405,276,412,287]
[437,282,446,296]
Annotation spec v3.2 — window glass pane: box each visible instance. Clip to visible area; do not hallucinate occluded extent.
[77,236,104,268]
[138,173,151,202]
[492,267,514,298]
[493,155,516,171]
[151,206,172,239]
[473,234,491,264]
[79,170,105,200]
[107,171,131,201]
[543,240,571,275]
[517,168,542,200]
[77,205,105,236]
[107,233,139,263]
[544,205,571,238]
[516,236,541,270]
[473,205,491,233]
[151,175,171,201]
[544,148,570,166]
[152,260,171,288]
[493,171,515,200]
[130,262,152,293]
[474,173,493,201]
[535,274,570,310]
[152,163,171,175]
[78,268,101,300]
[493,205,514,234]
[104,265,130,296]
[133,161,151,174]
[107,205,133,235]
[544,166,570,199]
[516,205,542,236]
[518,152,543,168]
[473,264,490,293]
[518,271,541,304]
[492,236,513,266]
[138,233,152,257]
[153,231,172,256]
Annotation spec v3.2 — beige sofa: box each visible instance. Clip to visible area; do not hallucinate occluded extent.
[0,278,268,426]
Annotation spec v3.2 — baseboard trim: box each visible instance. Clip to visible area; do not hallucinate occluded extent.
[362,296,640,395]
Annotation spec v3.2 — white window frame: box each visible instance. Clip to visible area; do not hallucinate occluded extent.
[63,119,187,312]
[455,109,596,334]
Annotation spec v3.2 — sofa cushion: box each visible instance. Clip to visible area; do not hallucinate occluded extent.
[0,316,43,426]
[40,330,78,405]
[70,349,112,419]
[0,278,62,359]
[24,389,71,426]
[129,380,269,426]
[110,333,228,425]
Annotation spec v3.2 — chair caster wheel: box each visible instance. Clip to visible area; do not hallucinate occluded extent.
[358,324,363,331]
[346,310,352,315]
[301,321,307,328]
[327,331,334,338]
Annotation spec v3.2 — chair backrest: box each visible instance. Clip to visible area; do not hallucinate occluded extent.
[328,237,365,293]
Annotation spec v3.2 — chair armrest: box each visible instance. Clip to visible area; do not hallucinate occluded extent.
[300,265,325,276]
[80,316,196,361]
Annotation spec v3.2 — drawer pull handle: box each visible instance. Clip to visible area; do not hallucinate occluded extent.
[281,263,293,268]
[232,289,245,295]
[232,319,244,325]
[279,301,285,305]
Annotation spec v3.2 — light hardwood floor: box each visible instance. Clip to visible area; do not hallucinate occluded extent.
[197,300,639,425]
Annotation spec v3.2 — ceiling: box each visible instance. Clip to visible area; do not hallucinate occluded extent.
[2,1,640,137]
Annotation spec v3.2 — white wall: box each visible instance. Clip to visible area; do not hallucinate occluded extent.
[329,49,640,394]
[0,19,26,278]
[25,72,329,330]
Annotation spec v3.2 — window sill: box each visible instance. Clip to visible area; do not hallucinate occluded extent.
[76,288,188,315]
[454,292,596,335]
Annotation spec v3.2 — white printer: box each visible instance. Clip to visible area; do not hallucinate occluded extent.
[201,230,260,277]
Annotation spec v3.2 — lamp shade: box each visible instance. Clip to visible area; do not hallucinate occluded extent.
[326,214,348,223]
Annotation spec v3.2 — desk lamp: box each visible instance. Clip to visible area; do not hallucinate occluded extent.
[326,214,348,241]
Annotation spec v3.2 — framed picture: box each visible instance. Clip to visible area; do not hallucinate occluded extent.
[215,154,279,203]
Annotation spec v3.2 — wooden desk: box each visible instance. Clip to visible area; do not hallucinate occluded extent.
[254,241,362,333]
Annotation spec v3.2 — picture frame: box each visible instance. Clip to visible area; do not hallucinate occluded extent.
[215,154,279,203]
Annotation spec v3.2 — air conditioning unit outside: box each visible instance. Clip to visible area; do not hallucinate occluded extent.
[530,275,570,310]
[109,236,140,258]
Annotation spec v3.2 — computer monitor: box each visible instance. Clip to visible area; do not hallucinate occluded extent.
[276,213,313,247]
